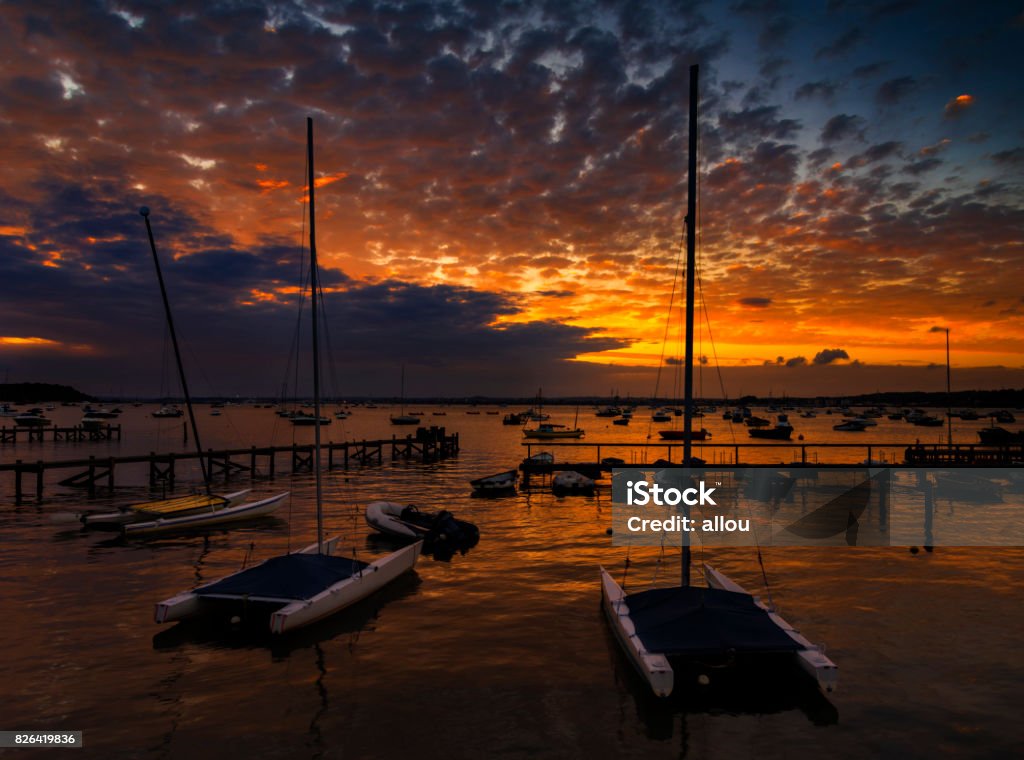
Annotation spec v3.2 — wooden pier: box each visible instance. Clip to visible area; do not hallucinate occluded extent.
[519,440,1022,487]
[0,427,458,503]
[0,424,122,444]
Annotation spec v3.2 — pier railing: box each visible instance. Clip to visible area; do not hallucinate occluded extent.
[521,440,1022,468]
[0,428,458,503]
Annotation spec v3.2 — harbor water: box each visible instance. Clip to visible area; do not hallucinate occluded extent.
[1,405,1022,758]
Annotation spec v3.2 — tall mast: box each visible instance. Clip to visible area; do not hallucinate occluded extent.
[681,63,699,586]
[307,116,324,553]
[140,206,209,491]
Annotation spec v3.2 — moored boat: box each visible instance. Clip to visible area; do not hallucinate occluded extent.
[365,501,479,553]
[124,491,288,537]
[470,469,517,495]
[749,414,794,440]
[523,423,584,439]
[552,470,595,495]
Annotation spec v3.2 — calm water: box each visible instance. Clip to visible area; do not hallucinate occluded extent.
[2,405,1022,758]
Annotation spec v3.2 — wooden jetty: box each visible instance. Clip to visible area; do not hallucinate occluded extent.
[1,424,122,444]
[519,440,1022,487]
[0,427,458,503]
[903,442,1023,465]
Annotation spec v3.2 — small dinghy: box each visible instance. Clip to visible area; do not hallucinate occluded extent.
[470,469,517,496]
[552,471,596,496]
[365,501,479,554]
[524,451,554,465]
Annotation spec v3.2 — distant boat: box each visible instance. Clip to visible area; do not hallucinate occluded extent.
[595,406,621,418]
[390,365,419,425]
[502,412,525,425]
[524,451,554,465]
[612,417,630,426]
[651,409,672,422]
[658,427,710,441]
[152,406,184,418]
[749,414,794,440]
[523,423,584,439]
[14,413,49,427]
[833,419,869,432]
[978,427,1024,445]
[290,412,331,426]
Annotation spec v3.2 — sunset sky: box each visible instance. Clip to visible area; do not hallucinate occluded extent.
[1,0,1022,398]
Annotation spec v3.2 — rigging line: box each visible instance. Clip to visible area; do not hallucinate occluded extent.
[316,276,343,404]
[646,223,688,445]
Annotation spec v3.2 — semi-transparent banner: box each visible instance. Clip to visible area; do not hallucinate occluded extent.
[610,467,1024,546]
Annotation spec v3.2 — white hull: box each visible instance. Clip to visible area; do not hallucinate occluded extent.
[600,567,674,696]
[364,501,423,539]
[124,492,287,537]
[82,489,251,526]
[703,564,837,693]
[271,542,421,633]
[154,538,420,634]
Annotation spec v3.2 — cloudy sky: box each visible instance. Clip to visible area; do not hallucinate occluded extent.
[1,0,1021,398]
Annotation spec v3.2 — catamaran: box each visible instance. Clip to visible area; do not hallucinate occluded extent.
[155,118,420,633]
[600,64,837,698]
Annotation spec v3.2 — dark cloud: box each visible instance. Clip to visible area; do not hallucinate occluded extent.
[821,113,865,143]
[875,76,916,105]
[992,147,1024,166]
[815,27,863,59]
[813,348,850,365]
[717,106,801,141]
[737,297,772,307]
[853,61,888,78]
[847,140,902,167]
[785,356,808,367]
[795,80,838,101]
[902,157,942,175]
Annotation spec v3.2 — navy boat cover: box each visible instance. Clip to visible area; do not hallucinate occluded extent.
[624,586,802,656]
[196,553,369,602]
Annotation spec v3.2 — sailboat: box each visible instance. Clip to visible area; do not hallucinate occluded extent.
[79,211,288,534]
[155,118,421,633]
[600,65,837,698]
[390,365,420,425]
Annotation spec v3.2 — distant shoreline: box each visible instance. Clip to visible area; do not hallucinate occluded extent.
[3,383,1021,408]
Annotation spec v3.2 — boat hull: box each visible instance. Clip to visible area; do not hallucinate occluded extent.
[124,492,287,537]
[600,567,674,697]
[270,542,421,633]
[82,489,251,527]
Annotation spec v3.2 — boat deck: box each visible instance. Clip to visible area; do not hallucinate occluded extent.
[196,553,369,604]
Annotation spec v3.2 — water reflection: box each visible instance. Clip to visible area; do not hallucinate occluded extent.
[602,619,839,743]
[151,571,421,658]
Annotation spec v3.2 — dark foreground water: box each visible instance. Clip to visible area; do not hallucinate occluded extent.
[1,405,1022,758]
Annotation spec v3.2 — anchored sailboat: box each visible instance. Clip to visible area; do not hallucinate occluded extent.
[155,118,420,633]
[78,210,288,533]
[390,364,419,425]
[600,65,837,697]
